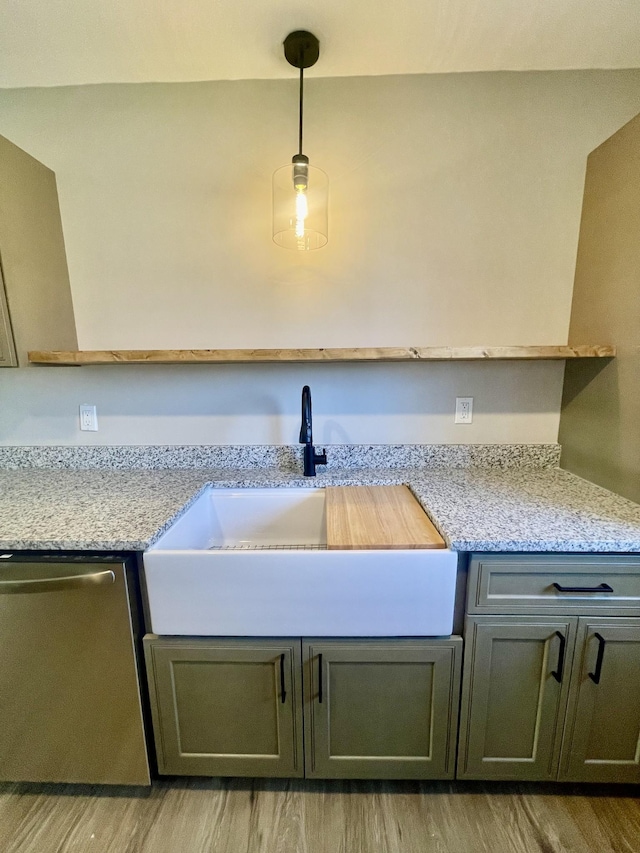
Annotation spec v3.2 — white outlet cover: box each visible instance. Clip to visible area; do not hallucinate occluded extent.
[455,397,473,424]
[79,404,98,431]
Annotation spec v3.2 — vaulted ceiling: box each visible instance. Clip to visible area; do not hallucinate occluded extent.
[1,0,640,89]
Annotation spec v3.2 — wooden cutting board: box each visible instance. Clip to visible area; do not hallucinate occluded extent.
[325,485,445,550]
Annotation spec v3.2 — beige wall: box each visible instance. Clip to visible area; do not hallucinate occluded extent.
[0,361,564,446]
[1,71,640,445]
[559,112,640,502]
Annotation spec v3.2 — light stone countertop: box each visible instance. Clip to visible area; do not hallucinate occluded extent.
[1,465,640,553]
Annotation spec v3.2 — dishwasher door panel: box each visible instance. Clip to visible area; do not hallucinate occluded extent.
[0,558,150,785]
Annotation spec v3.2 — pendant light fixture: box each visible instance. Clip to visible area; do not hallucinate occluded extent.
[273,31,328,251]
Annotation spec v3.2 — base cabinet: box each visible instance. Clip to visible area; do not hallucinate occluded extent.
[144,636,462,780]
[559,618,640,782]
[459,554,640,783]
[145,557,640,783]
[457,617,577,781]
[304,638,462,779]
[144,638,304,777]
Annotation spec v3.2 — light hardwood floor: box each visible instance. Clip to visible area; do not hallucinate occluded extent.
[0,779,639,853]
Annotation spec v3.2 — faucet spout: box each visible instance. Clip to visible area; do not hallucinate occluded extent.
[300,385,313,445]
[299,385,327,477]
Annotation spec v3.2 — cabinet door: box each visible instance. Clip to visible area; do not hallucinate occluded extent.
[303,638,462,779]
[560,617,640,782]
[144,637,304,777]
[458,616,578,780]
[0,261,17,367]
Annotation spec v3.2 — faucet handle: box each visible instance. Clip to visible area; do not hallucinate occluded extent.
[315,448,328,466]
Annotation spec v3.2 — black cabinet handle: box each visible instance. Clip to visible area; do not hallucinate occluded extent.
[551,631,566,683]
[588,633,606,685]
[552,582,613,593]
[280,653,286,704]
[318,654,323,704]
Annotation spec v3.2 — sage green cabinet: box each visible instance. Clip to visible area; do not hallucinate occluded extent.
[460,554,640,783]
[144,637,304,777]
[145,635,462,779]
[457,616,578,781]
[303,638,462,779]
[559,618,640,782]
[467,554,640,616]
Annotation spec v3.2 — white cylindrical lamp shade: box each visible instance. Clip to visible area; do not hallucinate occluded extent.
[273,162,328,250]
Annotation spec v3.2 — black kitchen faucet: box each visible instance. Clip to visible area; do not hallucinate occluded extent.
[299,385,327,477]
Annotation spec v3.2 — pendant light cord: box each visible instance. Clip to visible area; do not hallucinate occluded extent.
[298,62,304,156]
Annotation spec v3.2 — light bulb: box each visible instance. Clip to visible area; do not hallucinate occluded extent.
[295,188,308,239]
[292,155,309,242]
[273,156,327,250]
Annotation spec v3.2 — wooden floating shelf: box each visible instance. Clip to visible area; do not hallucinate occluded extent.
[28,345,616,366]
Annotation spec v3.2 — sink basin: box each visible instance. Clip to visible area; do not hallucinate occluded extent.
[143,487,457,637]
[150,487,327,550]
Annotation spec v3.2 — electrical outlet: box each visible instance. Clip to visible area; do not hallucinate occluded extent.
[79,404,98,431]
[455,397,473,424]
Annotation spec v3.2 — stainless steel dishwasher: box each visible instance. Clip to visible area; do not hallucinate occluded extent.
[0,553,150,785]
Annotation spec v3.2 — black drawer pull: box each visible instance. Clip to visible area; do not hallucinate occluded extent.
[280,653,286,704]
[588,633,606,685]
[552,582,614,594]
[551,631,566,683]
[318,654,323,704]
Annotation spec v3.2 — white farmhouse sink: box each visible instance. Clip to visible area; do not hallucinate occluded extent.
[143,487,457,637]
